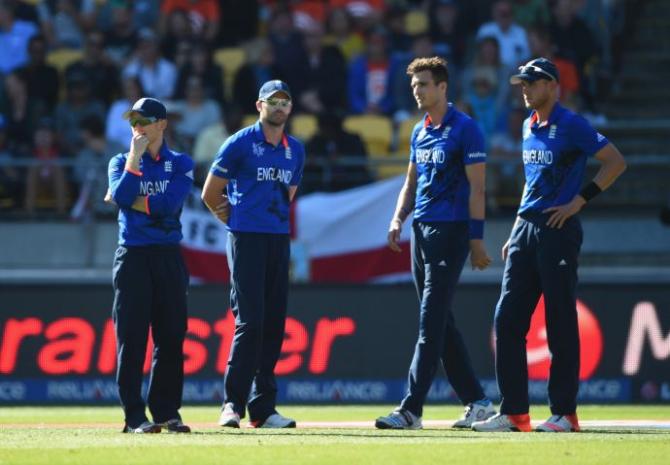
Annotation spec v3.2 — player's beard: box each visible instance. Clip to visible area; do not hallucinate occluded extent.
[263,110,288,127]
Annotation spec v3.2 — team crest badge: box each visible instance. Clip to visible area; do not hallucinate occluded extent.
[164,160,172,172]
[253,142,265,157]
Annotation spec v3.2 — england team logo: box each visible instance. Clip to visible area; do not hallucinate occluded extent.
[549,125,557,139]
[253,142,265,157]
[442,125,452,139]
[164,160,172,172]
[285,145,292,160]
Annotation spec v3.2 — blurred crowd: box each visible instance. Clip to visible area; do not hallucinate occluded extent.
[0,0,633,219]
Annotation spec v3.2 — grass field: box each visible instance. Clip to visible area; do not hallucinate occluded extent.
[1,405,669,465]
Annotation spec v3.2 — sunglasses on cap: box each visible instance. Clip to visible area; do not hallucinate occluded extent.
[518,64,557,81]
[129,116,159,127]
[261,98,292,108]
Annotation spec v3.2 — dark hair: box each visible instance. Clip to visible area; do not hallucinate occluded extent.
[406,56,449,84]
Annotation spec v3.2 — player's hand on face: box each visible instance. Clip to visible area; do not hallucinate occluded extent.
[543,196,586,229]
[387,219,403,253]
[214,195,230,224]
[501,239,511,261]
[470,239,492,270]
[130,134,150,158]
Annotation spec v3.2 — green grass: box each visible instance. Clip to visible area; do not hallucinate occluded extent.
[1,405,669,465]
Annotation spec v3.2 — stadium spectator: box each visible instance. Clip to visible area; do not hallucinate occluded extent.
[232,38,286,115]
[488,105,525,210]
[460,67,503,144]
[303,112,371,194]
[122,28,178,100]
[323,7,364,63]
[17,34,60,112]
[54,70,106,155]
[66,31,120,107]
[347,26,398,115]
[526,25,580,110]
[267,5,305,99]
[104,3,138,66]
[0,71,46,153]
[428,0,468,67]
[476,0,530,69]
[35,0,93,49]
[24,117,68,215]
[461,36,511,121]
[191,109,232,186]
[159,8,193,62]
[174,42,224,103]
[169,74,222,148]
[106,76,143,150]
[549,0,599,113]
[159,0,220,43]
[0,114,21,210]
[71,115,123,219]
[0,0,38,75]
[293,23,348,115]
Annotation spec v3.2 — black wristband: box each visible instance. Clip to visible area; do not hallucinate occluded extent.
[579,181,602,202]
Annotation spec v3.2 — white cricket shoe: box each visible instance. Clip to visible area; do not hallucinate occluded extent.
[375,408,423,430]
[452,399,497,428]
[536,414,580,432]
[218,402,241,428]
[251,412,296,428]
[471,413,532,432]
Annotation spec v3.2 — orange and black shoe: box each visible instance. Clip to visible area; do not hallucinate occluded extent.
[536,414,580,432]
[471,413,532,432]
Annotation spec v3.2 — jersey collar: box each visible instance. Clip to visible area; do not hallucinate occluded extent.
[141,139,170,162]
[254,120,289,148]
[423,103,455,129]
[529,102,564,129]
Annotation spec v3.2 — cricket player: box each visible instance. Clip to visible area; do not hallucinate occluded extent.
[472,58,626,432]
[376,57,496,430]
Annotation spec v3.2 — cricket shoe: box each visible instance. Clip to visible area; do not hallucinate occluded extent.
[122,421,161,433]
[250,412,296,428]
[471,413,531,432]
[375,408,423,430]
[452,399,497,428]
[161,418,191,433]
[218,402,241,428]
[536,414,580,432]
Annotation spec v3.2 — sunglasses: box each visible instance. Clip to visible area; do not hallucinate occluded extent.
[129,116,158,127]
[518,64,556,81]
[262,98,292,108]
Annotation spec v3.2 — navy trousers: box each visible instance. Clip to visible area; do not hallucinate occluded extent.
[224,231,290,422]
[494,213,582,415]
[400,221,486,417]
[112,245,189,427]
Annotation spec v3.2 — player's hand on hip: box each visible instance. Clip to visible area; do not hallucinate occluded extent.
[387,219,403,253]
[501,239,511,261]
[543,196,586,228]
[470,239,492,270]
[214,195,230,224]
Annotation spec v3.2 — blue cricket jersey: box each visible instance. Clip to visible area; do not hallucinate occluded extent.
[210,121,305,234]
[411,104,487,222]
[518,103,609,215]
[108,142,194,246]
